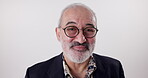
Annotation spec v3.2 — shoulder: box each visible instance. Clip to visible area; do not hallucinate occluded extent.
[26,53,63,77]
[93,53,122,68]
[93,53,125,77]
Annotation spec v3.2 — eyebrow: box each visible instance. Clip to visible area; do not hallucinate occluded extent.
[66,22,95,28]
[66,21,77,26]
[86,23,95,27]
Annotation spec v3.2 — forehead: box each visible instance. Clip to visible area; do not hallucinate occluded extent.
[61,7,96,27]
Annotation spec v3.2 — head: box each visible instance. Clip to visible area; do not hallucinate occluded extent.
[56,3,98,63]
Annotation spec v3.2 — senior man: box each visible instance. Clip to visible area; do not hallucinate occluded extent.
[25,3,125,78]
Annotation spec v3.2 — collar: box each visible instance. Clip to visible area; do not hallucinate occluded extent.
[63,55,97,78]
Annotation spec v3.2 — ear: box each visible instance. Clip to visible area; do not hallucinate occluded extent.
[55,27,61,41]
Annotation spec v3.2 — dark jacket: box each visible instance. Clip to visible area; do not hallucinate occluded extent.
[25,53,125,78]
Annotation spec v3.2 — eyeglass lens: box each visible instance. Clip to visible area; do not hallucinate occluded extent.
[64,26,98,38]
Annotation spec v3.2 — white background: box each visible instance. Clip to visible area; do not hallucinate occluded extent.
[0,0,148,78]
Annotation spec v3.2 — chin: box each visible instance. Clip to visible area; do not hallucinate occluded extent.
[65,50,92,63]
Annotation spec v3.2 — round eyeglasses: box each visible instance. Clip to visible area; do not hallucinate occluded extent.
[61,26,98,38]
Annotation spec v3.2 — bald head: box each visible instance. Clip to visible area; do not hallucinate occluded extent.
[58,3,97,27]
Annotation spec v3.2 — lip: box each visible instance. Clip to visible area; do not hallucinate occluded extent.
[72,45,87,51]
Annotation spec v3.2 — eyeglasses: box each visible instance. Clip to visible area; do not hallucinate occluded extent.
[60,26,98,38]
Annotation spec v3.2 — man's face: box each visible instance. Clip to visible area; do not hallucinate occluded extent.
[56,7,97,63]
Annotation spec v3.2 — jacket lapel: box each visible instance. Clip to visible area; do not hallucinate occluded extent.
[93,53,107,78]
[47,53,65,78]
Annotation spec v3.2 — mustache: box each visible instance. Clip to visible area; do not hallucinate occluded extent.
[70,41,89,49]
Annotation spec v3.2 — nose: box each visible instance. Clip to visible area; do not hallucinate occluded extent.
[74,30,86,43]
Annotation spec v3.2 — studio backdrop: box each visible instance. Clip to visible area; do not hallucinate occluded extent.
[0,0,148,78]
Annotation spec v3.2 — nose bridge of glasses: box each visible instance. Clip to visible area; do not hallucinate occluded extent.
[75,30,86,43]
[77,28,85,36]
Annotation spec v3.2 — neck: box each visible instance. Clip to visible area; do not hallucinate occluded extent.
[64,55,91,78]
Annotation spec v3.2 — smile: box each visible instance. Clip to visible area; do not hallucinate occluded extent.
[72,45,88,52]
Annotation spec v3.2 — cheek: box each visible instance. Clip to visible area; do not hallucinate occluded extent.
[59,32,73,48]
[87,38,96,44]
[60,35,73,43]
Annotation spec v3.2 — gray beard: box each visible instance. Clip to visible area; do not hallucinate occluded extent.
[61,40,95,63]
[63,46,94,63]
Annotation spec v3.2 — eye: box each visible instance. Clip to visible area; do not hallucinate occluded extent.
[66,27,77,31]
[67,28,76,31]
[85,28,95,32]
